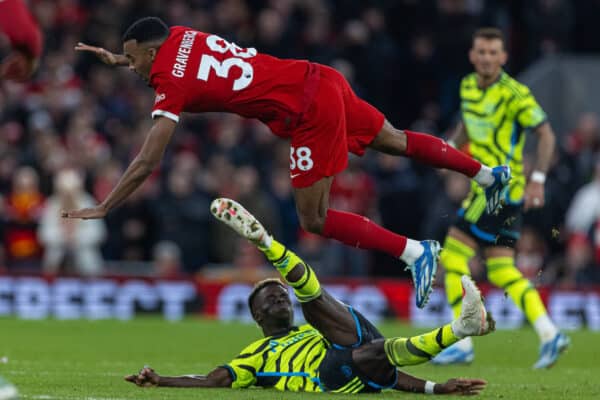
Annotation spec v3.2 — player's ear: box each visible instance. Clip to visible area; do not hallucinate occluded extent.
[148,47,158,61]
[468,47,476,65]
[500,49,508,66]
[252,308,264,325]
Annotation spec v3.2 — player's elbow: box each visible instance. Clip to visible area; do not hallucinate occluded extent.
[536,122,556,140]
[134,158,158,175]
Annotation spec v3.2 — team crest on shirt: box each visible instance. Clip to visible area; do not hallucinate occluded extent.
[154,93,166,104]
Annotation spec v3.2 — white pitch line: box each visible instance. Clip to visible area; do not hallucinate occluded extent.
[24,395,131,400]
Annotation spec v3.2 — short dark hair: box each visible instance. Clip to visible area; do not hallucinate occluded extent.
[473,27,504,44]
[122,17,170,44]
[248,278,286,318]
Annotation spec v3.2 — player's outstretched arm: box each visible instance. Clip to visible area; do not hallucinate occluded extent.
[523,121,555,211]
[74,42,129,67]
[125,366,232,388]
[395,370,487,395]
[62,117,176,219]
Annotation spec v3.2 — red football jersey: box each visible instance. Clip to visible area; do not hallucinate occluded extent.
[0,0,43,57]
[150,26,318,137]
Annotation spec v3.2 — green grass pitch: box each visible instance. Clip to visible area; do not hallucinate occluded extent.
[1,317,599,399]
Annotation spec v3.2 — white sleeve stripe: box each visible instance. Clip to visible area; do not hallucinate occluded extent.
[151,110,180,123]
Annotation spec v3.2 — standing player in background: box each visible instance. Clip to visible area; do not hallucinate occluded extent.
[432,28,569,368]
[0,0,43,82]
[64,17,511,308]
[0,2,42,399]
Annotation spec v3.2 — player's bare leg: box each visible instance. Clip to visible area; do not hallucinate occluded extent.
[369,120,510,214]
[294,177,439,308]
[293,176,332,235]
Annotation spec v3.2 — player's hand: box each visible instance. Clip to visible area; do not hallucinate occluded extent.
[125,366,160,387]
[75,42,123,66]
[436,378,487,395]
[61,205,107,220]
[523,181,545,211]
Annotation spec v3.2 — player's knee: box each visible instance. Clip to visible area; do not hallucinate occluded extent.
[352,339,391,369]
[439,247,470,275]
[486,267,522,288]
[298,214,325,235]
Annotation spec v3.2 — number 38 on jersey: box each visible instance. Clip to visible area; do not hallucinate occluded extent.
[197,35,257,91]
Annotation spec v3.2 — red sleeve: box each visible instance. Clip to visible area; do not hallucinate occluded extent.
[151,75,186,123]
[0,0,43,57]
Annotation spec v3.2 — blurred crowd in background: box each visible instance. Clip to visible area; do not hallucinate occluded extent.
[1,0,600,287]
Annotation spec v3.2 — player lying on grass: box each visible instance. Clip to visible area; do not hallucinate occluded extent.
[125,198,494,395]
[66,16,512,309]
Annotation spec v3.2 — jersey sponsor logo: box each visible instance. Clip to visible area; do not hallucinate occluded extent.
[267,329,318,353]
[172,30,197,78]
[154,93,166,104]
[290,173,301,179]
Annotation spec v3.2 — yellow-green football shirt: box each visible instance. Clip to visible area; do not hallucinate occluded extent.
[460,71,547,203]
[223,324,328,392]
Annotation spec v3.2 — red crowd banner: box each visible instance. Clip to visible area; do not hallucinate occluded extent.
[0,275,598,330]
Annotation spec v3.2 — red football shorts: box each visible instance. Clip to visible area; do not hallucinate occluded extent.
[289,64,385,188]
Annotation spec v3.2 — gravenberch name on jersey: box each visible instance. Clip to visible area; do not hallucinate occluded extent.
[172,30,197,78]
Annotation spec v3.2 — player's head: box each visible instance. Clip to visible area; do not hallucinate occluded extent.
[248,279,293,330]
[469,27,507,81]
[122,17,169,82]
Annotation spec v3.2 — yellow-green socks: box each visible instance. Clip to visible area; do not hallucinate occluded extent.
[261,238,321,303]
[384,325,459,367]
[486,256,547,324]
[441,236,475,319]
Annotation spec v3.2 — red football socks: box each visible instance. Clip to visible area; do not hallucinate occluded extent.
[322,209,407,258]
[404,130,481,177]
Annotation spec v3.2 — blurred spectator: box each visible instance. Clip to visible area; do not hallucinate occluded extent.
[370,154,424,276]
[210,165,279,265]
[268,167,299,248]
[152,240,183,278]
[563,159,600,284]
[524,0,574,61]
[296,230,327,274]
[420,170,470,242]
[95,157,157,263]
[322,156,377,277]
[38,169,106,276]
[515,227,548,280]
[0,0,599,281]
[2,166,45,269]
[564,112,600,185]
[153,165,212,273]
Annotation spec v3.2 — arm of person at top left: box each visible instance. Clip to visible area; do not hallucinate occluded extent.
[74,42,129,67]
[125,366,233,388]
[394,369,487,395]
[523,121,556,211]
[62,117,177,219]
